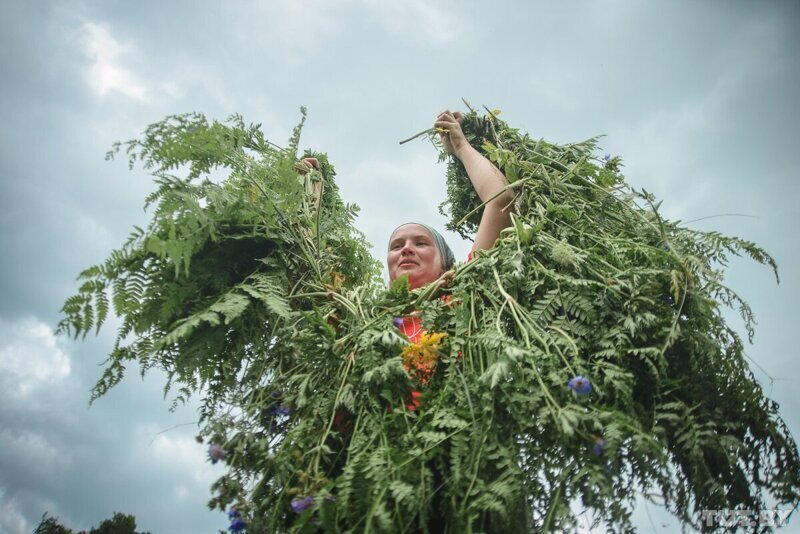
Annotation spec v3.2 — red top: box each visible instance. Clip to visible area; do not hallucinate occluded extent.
[396,252,472,410]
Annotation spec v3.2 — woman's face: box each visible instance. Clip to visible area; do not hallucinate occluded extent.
[387,224,443,289]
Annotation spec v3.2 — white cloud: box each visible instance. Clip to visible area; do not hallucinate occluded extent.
[0,317,71,396]
[0,488,31,534]
[80,21,150,101]
[133,424,219,485]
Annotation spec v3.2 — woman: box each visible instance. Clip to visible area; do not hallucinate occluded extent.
[302,110,513,529]
[387,109,514,289]
[387,111,514,532]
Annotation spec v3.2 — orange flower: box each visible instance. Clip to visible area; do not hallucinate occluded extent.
[401,331,447,384]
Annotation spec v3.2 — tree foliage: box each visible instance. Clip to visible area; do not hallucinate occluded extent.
[59,107,800,532]
[35,511,144,534]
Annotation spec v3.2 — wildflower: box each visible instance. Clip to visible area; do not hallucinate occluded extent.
[291,496,314,514]
[228,517,246,532]
[401,331,447,384]
[228,508,241,520]
[393,317,404,328]
[207,443,228,464]
[592,438,607,456]
[603,153,611,163]
[664,294,675,306]
[273,405,291,417]
[567,375,592,395]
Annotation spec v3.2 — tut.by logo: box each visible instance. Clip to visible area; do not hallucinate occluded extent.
[702,509,793,528]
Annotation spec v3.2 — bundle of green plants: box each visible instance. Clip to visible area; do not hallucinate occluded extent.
[59,106,799,532]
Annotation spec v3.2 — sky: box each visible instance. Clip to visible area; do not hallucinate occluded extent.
[1,0,798,532]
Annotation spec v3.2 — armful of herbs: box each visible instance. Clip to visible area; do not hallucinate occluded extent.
[435,110,514,253]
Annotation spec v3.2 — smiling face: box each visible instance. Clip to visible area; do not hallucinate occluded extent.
[387,224,443,289]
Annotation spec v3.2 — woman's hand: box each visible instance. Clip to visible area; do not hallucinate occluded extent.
[294,157,322,211]
[294,157,320,175]
[434,110,472,159]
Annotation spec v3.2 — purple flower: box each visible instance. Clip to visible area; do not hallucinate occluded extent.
[393,317,404,328]
[207,443,228,464]
[228,508,241,520]
[664,294,675,306]
[592,438,607,456]
[567,375,592,395]
[270,391,281,399]
[602,153,611,163]
[274,405,292,417]
[291,496,314,514]
[228,517,246,532]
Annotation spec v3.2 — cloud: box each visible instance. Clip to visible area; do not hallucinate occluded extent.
[0,316,71,396]
[0,488,31,534]
[361,0,461,43]
[80,21,149,101]
[242,0,459,61]
[133,423,221,486]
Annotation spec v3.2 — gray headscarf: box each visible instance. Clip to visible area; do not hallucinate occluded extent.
[390,222,456,271]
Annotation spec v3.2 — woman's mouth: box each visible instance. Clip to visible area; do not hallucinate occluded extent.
[398,260,418,268]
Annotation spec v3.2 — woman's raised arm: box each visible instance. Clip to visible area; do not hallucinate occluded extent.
[434,110,514,253]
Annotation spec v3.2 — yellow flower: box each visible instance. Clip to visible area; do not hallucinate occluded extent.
[401,332,447,383]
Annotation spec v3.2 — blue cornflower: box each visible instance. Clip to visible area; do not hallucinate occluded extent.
[274,405,292,417]
[228,508,241,520]
[291,496,314,514]
[207,443,228,464]
[228,517,246,532]
[393,317,404,328]
[567,375,592,395]
[592,438,607,456]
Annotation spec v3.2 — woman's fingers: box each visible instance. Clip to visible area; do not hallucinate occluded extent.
[435,110,465,129]
[294,157,320,175]
[437,110,456,122]
[434,120,459,130]
[435,109,468,154]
